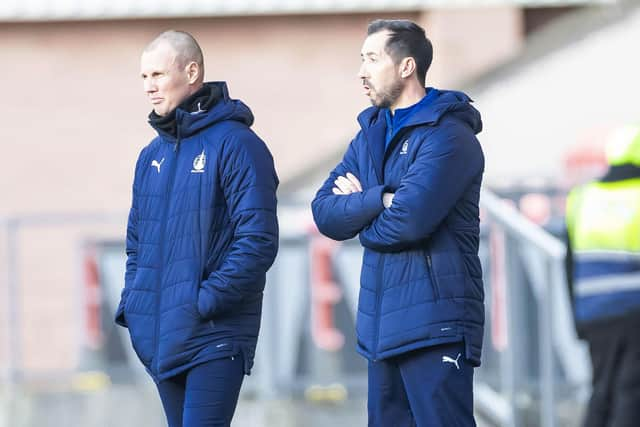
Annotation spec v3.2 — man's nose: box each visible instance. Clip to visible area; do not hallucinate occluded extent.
[358,63,367,80]
[144,79,157,93]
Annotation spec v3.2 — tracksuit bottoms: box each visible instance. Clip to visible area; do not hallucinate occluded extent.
[367,341,476,427]
[156,356,244,427]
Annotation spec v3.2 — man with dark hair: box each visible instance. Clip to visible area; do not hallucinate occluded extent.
[114,30,279,427]
[312,19,484,426]
[366,19,432,87]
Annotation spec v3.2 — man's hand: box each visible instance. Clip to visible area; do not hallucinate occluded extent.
[332,172,362,195]
[383,192,395,208]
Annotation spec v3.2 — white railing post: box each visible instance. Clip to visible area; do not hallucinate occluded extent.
[480,189,589,426]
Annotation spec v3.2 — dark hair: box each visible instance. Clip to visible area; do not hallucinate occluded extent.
[367,19,432,86]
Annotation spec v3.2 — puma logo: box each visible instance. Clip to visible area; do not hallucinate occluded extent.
[151,158,165,173]
[442,353,461,370]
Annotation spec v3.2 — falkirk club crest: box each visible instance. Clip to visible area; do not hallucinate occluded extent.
[400,141,409,155]
[191,150,206,173]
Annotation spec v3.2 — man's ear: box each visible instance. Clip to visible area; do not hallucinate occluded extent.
[186,61,201,84]
[399,57,416,79]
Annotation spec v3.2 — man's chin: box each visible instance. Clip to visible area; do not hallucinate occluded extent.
[153,107,168,117]
[367,94,388,108]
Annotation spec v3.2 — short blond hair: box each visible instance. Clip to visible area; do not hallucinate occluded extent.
[145,30,204,71]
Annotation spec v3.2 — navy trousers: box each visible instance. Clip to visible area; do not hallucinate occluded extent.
[367,341,476,427]
[156,356,244,427]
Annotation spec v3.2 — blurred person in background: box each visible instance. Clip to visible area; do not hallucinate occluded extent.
[114,30,279,427]
[566,125,640,427]
[311,19,484,427]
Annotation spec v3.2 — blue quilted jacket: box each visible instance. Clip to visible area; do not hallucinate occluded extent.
[312,89,485,365]
[115,82,279,382]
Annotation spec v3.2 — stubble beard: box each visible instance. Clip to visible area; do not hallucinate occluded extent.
[371,78,404,109]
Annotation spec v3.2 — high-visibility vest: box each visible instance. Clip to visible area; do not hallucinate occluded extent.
[566,178,640,324]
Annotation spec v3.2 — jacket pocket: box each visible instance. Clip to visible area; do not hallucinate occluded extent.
[196,284,217,320]
[426,254,440,300]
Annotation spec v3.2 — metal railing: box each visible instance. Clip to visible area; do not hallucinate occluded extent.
[0,213,125,386]
[476,190,591,427]
[0,192,593,426]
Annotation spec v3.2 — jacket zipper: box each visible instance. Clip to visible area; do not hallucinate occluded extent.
[372,256,384,360]
[368,130,410,361]
[427,254,441,300]
[153,135,180,376]
[384,128,410,160]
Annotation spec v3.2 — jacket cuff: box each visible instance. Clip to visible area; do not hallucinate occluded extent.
[114,297,128,328]
[197,286,219,319]
[360,185,386,217]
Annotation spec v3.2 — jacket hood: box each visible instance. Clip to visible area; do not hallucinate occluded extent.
[149,81,254,142]
[357,88,483,136]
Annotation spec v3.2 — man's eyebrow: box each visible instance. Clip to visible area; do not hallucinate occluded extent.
[361,51,378,57]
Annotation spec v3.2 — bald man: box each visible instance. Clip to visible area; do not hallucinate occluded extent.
[114,30,279,427]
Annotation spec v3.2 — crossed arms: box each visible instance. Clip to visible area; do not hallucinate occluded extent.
[311,126,483,253]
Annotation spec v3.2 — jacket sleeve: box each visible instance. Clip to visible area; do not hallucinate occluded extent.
[197,130,279,318]
[311,139,386,241]
[115,152,144,328]
[359,124,483,252]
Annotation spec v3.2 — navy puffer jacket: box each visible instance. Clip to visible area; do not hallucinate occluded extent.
[312,89,485,365]
[115,82,279,382]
